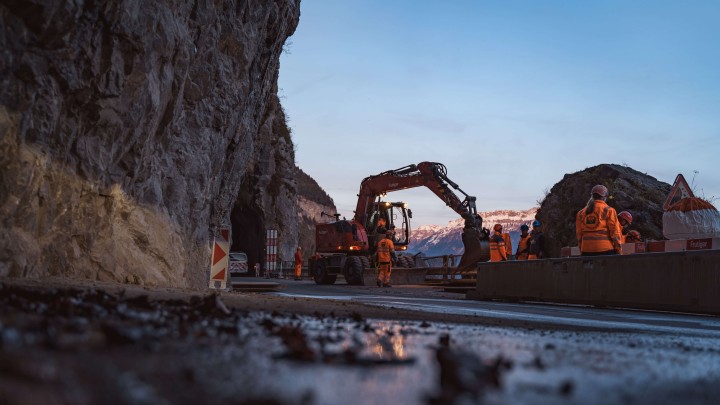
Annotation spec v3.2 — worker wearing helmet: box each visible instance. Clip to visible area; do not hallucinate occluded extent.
[617,211,641,243]
[576,185,623,255]
[377,216,387,234]
[528,220,545,260]
[625,230,642,243]
[516,224,531,260]
[489,224,508,262]
[376,230,396,287]
[294,246,303,280]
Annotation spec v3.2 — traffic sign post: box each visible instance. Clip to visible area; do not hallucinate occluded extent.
[209,228,231,289]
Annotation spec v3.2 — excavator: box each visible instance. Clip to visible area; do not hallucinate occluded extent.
[309,162,490,285]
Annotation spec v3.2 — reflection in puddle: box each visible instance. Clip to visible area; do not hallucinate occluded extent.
[369,322,406,361]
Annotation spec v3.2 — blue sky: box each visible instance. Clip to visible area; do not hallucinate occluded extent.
[279,0,720,227]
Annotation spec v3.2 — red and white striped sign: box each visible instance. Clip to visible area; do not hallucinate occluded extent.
[265,229,277,277]
[209,228,230,289]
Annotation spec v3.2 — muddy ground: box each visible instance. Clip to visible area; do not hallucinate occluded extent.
[2,277,720,405]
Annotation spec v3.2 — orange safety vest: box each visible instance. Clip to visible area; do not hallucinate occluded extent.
[376,237,395,263]
[516,234,531,260]
[489,233,508,262]
[502,233,512,257]
[576,200,622,253]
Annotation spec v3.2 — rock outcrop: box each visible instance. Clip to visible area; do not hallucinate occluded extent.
[536,164,671,257]
[295,167,336,259]
[0,0,301,288]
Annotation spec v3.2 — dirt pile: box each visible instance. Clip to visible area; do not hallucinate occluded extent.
[0,1,301,287]
[536,164,671,257]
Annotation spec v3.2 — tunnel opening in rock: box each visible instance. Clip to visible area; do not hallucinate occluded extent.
[230,199,265,271]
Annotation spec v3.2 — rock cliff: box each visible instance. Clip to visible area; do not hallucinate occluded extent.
[536,164,671,257]
[0,0,301,288]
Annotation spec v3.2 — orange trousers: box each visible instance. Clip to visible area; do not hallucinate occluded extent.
[294,263,302,278]
[377,263,392,285]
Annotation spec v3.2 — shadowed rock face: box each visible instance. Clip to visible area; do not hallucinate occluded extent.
[0,0,301,287]
[536,164,671,257]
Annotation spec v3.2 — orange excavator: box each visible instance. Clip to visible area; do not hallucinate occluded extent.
[309,162,490,284]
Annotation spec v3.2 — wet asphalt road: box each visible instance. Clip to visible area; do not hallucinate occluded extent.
[268,278,720,337]
[2,278,720,404]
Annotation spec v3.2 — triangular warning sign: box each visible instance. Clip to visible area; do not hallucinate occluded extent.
[663,174,695,210]
[221,229,230,242]
[212,243,227,266]
[212,268,226,280]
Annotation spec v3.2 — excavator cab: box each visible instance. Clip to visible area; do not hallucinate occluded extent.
[367,201,410,251]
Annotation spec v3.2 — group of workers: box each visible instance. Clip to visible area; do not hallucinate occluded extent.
[489,220,545,262]
[490,184,642,261]
[296,184,640,286]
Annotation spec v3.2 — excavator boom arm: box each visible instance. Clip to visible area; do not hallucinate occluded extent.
[354,162,478,227]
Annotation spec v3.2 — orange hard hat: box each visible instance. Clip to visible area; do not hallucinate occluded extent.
[591,184,608,198]
[493,224,503,232]
[618,211,633,225]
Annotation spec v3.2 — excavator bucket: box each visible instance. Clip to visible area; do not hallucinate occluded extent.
[457,225,490,272]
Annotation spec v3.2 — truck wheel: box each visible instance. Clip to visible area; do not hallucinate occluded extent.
[313,259,336,285]
[359,256,371,270]
[343,256,364,285]
[396,255,411,268]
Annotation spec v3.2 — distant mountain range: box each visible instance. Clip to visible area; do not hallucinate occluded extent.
[408,208,538,256]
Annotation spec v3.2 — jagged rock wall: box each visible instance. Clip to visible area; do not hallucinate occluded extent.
[295,167,336,261]
[0,0,301,287]
[536,164,671,257]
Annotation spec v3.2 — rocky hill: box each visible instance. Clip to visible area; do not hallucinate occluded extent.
[536,164,671,257]
[296,166,336,259]
[409,208,537,256]
[0,1,301,287]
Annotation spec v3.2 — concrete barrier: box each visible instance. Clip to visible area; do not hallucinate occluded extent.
[362,267,427,286]
[467,250,720,315]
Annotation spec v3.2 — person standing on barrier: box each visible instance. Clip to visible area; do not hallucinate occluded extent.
[516,224,531,260]
[576,185,623,256]
[376,230,396,287]
[528,220,545,260]
[489,224,508,262]
[293,246,303,280]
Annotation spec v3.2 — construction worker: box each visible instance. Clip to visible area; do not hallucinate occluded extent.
[294,247,303,280]
[576,185,623,256]
[516,224,531,260]
[489,224,508,262]
[377,216,387,233]
[376,230,396,287]
[617,211,642,243]
[528,220,545,260]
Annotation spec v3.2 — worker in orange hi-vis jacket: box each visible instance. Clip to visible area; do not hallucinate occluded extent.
[293,247,303,280]
[576,185,623,256]
[516,224,531,260]
[617,211,642,243]
[489,224,508,262]
[376,230,396,287]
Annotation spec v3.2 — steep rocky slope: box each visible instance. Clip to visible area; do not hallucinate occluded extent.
[536,164,671,257]
[295,167,336,259]
[0,0,301,287]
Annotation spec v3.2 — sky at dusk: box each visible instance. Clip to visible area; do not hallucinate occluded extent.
[279,0,720,227]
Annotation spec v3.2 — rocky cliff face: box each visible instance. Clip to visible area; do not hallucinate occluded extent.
[536,164,671,257]
[295,167,336,260]
[0,0,301,288]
